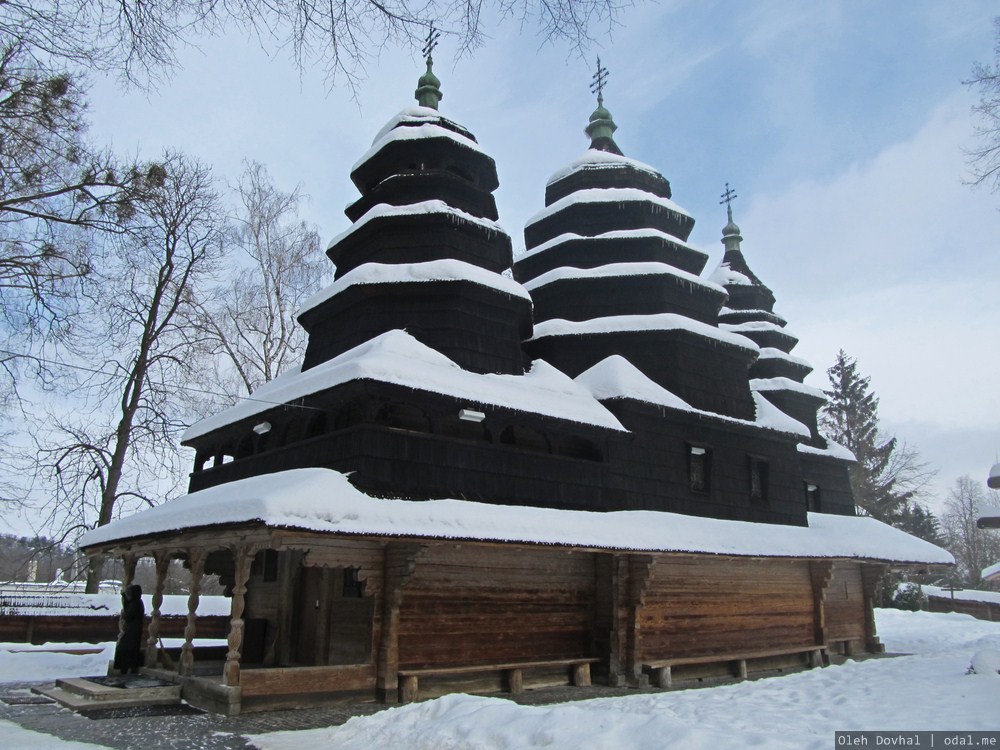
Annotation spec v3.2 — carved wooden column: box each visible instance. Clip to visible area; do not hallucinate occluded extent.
[860,564,886,653]
[376,543,422,703]
[224,545,253,687]
[625,555,655,686]
[809,561,835,654]
[117,553,138,645]
[179,549,206,676]
[144,551,170,668]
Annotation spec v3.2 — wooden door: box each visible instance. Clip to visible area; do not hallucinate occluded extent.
[294,566,324,665]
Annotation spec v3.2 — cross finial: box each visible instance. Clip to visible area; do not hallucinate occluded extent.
[590,56,609,106]
[720,182,738,222]
[422,24,441,64]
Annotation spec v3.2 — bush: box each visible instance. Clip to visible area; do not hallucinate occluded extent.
[891,582,927,611]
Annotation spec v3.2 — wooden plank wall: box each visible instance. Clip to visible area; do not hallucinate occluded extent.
[397,544,596,669]
[824,562,867,643]
[637,556,815,661]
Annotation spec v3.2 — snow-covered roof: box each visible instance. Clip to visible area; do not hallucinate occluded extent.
[798,440,856,462]
[326,200,507,253]
[720,320,795,338]
[525,188,693,229]
[576,355,810,438]
[520,261,725,296]
[719,306,787,324]
[923,584,1000,605]
[353,121,487,174]
[517,228,706,262]
[758,347,812,369]
[182,330,625,442]
[709,262,752,287]
[982,561,1000,581]
[299,260,531,317]
[750,377,825,400]
[530,313,759,352]
[545,149,665,186]
[371,106,468,143]
[78,468,953,566]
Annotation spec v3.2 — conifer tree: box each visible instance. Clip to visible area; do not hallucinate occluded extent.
[820,350,935,531]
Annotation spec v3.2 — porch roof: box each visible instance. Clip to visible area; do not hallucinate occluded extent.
[80,468,953,566]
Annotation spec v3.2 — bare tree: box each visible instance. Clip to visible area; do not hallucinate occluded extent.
[940,475,1000,587]
[3,1,633,87]
[0,39,164,410]
[26,153,225,591]
[966,16,1000,193]
[193,161,327,401]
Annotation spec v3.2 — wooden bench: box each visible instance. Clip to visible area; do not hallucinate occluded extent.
[397,657,600,703]
[643,644,828,689]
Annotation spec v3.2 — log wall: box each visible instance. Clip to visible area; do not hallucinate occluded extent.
[824,562,867,644]
[397,544,597,669]
[637,556,816,661]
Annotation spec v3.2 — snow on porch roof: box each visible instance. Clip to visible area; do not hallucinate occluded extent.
[182,330,626,442]
[79,468,954,566]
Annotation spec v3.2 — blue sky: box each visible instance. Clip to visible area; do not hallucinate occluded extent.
[84,0,1000,511]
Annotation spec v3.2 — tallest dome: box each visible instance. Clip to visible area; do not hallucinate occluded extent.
[297,58,532,376]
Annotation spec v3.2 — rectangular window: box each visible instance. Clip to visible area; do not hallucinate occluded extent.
[805,483,821,512]
[688,445,710,493]
[342,567,365,598]
[749,456,769,505]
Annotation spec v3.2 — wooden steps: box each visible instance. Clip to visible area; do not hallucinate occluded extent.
[32,674,183,713]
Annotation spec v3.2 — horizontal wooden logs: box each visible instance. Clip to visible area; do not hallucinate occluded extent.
[240,664,376,697]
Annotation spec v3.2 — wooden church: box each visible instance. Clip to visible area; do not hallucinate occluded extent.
[79,55,951,714]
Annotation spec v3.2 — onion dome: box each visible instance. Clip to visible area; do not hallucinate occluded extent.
[414,57,443,110]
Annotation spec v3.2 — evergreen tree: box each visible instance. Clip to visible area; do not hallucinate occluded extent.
[820,350,935,529]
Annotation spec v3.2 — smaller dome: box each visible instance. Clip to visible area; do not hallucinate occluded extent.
[723,219,741,237]
[415,59,443,110]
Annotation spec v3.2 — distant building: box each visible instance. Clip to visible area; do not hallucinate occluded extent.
[79,58,950,714]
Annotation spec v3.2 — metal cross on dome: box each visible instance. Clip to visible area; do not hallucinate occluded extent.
[422,24,441,63]
[590,57,609,104]
[720,182,738,210]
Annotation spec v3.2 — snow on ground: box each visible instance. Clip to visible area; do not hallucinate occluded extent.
[0,720,111,749]
[0,638,228,685]
[247,609,1000,750]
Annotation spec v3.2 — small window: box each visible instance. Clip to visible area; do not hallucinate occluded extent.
[749,456,769,504]
[688,445,711,493]
[342,568,365,598]
[805,483,821,512]
[251,549,279,582]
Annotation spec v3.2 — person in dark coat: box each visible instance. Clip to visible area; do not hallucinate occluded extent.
[113,584,145,674]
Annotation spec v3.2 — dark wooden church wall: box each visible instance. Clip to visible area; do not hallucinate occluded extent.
[797,454,856,516]
[329,218,512,277]
[525,330,757,422]
[300,283,530,375]
[528,274,723,326]
[602,401,810,525]
[637,556,816,661]
[396,544,597,669]
[513,235,708,282]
